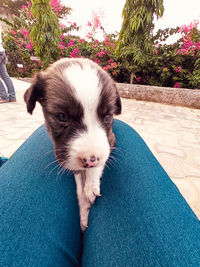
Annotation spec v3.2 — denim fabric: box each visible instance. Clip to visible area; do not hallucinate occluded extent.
[0,126,82,267]
[0,120,200,266]
[0,57,16,100]
[0,156,8,168]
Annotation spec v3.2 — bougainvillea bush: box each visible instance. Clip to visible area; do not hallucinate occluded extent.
[1,1,200,88]
[2,2,120,79]
[135,21,200,89]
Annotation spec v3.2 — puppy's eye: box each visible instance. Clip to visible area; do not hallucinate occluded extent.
[55,113,67,122]
[103,115,111,124]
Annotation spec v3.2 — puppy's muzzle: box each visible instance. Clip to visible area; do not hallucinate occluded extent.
[80,155,100,168]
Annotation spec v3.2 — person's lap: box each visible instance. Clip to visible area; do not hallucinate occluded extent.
[0,125,82,266]
[0,120,200,266]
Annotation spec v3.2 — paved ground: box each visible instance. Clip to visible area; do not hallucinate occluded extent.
[1,78,200,219]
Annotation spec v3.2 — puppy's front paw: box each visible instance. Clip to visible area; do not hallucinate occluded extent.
[84,183,101,204]
[80,205,90,232]
[81,218,88,232]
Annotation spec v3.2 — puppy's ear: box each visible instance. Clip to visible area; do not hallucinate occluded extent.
[114,89,122,115]
[24,73,45,114]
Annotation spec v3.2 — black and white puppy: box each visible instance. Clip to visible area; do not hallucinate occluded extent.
[24,58,122,231]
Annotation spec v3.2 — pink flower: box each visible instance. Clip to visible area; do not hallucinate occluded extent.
[71,53,77,58]
[136,77,141,82]
[196,43,200,50]
[104,36,110,42]
[67,39,75,47]
[93,15,100,29]
[71,48,79,58]
[25,41,33,50]
[94,58,101,64]
[29,11,34,18]
[104,65,111,70]
[87,21,92,27]
[178,19,200,55]
[60,34,65,39]
[96,52,104,57]
[86,32,93,39]
[59,24,66,29]
[50,0,63,12]
[58,44,65,50]
[110,62,118,68]
[175,66,182,73]
[103,36,113,47]
[96,50,107,58]
[20,28,30,39]
[10,30,17,35]
[20,28,29,36]
[22,5,28,9]
[79,39,85,43]
[174,82,181,88]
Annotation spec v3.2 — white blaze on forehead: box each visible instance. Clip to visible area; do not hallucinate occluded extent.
[63,62,110,170]
[64,63,101,111]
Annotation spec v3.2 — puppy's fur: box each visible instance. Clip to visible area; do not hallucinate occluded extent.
[24,58,122,231]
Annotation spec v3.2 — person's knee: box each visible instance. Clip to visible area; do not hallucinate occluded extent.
[0,70,9,79]
[0,64,9,77]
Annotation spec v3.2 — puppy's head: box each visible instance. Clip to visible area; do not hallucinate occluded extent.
[24,58,122,171]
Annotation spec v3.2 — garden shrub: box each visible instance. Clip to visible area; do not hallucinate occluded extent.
[129,23,200,88]
[1,2,120,79]
[1,1,200,89]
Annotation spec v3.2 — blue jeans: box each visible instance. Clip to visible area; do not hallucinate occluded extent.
[0,120,200,266]
[0,57,16,100]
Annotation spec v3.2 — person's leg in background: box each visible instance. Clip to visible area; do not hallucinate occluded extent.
[0,125,82,267]
[0,59,16,101]
[82,119,200,267]
[0,76,8,101]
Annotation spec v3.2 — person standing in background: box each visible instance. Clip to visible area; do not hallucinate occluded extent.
[0,26,16,104]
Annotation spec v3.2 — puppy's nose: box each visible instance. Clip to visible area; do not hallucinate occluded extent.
[81,156,99,168]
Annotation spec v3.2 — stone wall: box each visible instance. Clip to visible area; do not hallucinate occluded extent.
[116,83,200,109]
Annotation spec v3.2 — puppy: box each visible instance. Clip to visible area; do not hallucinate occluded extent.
[24,58,122,231]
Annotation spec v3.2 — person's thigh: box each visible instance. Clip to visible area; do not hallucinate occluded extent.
[82,119,200,267]
[0,125,82,267]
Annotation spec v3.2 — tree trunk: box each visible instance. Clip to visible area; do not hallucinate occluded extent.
[130,72,134,84]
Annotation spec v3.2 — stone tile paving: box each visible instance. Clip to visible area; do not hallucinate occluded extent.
[0,78,200,219]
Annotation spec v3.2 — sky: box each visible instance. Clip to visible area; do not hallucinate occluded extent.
[62,0,200,41]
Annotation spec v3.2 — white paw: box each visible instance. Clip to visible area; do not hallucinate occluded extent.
[84,183,101,204]
[80,206,90,232]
